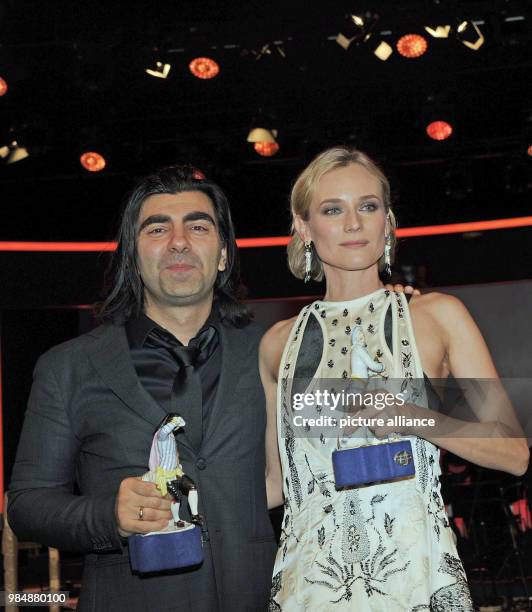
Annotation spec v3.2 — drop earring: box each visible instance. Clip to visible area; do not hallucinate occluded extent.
[304,241,312,283]
[384,236,392,276]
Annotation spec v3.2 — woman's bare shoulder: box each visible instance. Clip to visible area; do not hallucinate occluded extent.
[410,291,467,318]
[261,316,298,352]
[259,316,298,374]
[409,292,473,340]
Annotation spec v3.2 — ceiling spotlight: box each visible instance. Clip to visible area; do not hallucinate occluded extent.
[424,25,451,39]
[80,151,106,172]
[456,21,485,51]
[336,14,366,50]
[8,146,29,164]
[0,77,8,96]
[397,34,428,58]
[254,142,279,157]
[336,33,355,50]
[2,141,29,164]
[426,120,453,141]
[247,126,279,156]
[246,128,277,143]
[374,41,393,61]
[274,44,286,59]
[336,12,379,50]
[189,57,220,80]
[146,61,171,79]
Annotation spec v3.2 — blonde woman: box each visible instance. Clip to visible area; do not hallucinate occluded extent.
[261,147,528,610]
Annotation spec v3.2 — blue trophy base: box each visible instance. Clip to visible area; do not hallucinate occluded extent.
[332,439,415,488]
[129,524,203,573]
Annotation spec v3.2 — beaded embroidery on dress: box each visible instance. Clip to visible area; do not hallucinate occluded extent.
[270,289,473,611]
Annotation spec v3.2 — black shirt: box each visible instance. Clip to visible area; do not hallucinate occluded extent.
[126,310,221,426]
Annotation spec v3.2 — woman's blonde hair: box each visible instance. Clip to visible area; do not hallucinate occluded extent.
[287,146,397,281]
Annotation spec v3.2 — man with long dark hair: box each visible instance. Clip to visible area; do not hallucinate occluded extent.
[8,165,276,611]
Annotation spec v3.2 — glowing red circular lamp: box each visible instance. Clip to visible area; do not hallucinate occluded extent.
[254,141,279,157]
[397,34,428,58]
[426,121,453,141]
[0,77,8,96]
[80,151,106,172]
[189,57,220,80]
[528,145,532,157]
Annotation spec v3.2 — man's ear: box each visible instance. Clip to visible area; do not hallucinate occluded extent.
[218,246,227,272]
[294,215,311,244]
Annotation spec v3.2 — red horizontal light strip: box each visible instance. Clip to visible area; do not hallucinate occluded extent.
[0,241,117,252]
[0,216,531,252]
[237,236,290,247]
[396,216,532,237]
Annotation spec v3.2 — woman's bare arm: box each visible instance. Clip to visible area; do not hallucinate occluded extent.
[259,318,295,510]
[428,294,528,474]
[406,294,529,475]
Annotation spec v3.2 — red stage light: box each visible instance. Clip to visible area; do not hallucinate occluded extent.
[0,77,7,96]
[254,141,279,157]
[426,120,453,141]
[528,145,532,157]
[80,152,106,172]
[397,34,428,58]
[189,57,220,80]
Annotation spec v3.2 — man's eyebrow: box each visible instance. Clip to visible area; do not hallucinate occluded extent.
[138,214,171,233]
[183,211,216,226]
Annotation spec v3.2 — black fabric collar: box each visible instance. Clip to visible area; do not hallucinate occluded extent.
[126,308,220,351]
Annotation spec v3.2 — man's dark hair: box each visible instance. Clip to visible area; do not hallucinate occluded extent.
[96,165,251,326]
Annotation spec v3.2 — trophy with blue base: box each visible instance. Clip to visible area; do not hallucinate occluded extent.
[332,325,415,488]
[129,414,204,573]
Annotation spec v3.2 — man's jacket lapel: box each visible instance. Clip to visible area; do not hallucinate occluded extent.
[86,324,171,430]
[202,322,248,450]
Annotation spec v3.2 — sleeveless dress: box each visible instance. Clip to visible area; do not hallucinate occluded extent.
[270,289,474,611]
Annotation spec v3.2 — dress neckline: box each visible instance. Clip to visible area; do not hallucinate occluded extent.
[314,287,387,308]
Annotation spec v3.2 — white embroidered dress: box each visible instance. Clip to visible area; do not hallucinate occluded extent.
[270,289,473,611]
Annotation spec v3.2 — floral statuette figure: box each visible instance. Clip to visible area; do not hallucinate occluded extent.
[350,324,385,379]
[143,413,202,529]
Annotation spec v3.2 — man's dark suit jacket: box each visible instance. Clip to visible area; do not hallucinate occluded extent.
[8,319,277,611]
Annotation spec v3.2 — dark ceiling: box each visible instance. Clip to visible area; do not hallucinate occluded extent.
[0,0,530,290]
